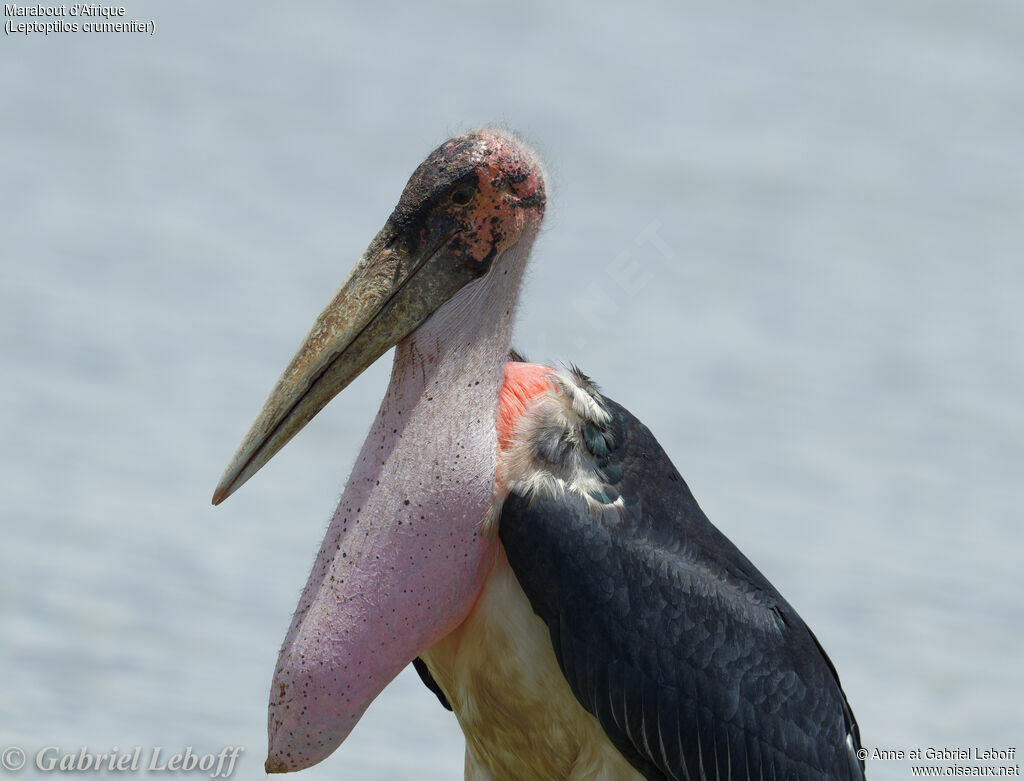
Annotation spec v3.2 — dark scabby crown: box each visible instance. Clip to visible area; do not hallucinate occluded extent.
[390,129,547,228]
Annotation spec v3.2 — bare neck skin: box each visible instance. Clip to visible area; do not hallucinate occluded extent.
[266,234,536,770]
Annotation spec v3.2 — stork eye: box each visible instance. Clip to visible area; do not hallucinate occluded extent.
[450,185,475,206]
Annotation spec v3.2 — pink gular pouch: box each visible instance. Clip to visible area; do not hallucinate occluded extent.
[265,352,506,771]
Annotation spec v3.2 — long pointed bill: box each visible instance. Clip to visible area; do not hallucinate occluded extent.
[212,222,478,505]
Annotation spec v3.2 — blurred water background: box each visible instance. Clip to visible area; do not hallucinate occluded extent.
[2,1,1022,778]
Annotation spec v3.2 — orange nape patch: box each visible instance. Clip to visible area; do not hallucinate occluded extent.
[497,362,554,452]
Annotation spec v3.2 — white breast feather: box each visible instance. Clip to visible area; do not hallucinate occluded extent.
[502,367,625,517]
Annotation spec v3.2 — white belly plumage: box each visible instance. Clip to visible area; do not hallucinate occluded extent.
[422,548,643,781]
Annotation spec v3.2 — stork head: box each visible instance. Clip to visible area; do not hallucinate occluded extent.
[212,129,546,504]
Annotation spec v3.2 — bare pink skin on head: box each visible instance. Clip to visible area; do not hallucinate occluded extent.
[265,129,547,772]
[399,128,547,268]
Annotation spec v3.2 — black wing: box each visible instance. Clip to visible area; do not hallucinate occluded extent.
[499,395,864,780]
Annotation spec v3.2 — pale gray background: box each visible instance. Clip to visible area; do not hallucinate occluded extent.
[3,1,1022,779]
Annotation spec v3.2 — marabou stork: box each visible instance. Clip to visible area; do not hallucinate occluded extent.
[212,129,865,780]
